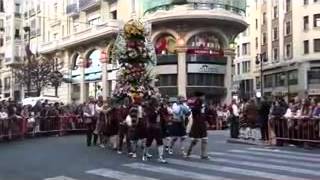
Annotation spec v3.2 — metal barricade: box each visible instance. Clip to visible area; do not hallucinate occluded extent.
[1,114,86,142]
[0,117,25,140]
[269,116,320,145]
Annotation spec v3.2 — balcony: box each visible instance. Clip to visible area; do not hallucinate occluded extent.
[143,0,247,31]
[39,20,121,53]
[79,0,100,11]
[66,3,79,17]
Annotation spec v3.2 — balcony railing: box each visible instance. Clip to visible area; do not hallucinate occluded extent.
[79,0,100,11]
[156,54,178,65]
[143,0,246,16]
[39,20,121,53]
[66,3,79,17]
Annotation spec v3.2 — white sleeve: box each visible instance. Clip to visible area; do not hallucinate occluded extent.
[125,115,132,126]
[284,109,292,118]
[186,113,193,134]
[172,103,180,114]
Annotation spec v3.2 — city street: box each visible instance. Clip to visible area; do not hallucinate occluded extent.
[0,131,319,180]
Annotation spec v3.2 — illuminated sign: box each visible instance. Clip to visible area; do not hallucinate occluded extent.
[188,64,226,74]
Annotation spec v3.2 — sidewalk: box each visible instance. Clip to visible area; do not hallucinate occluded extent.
[227,138,267,146]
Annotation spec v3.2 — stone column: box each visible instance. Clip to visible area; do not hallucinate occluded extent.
[79,53,87,103]
[298,62,310,98]
[10,72,15,100]
[177,47,187,98]
[102,63,109,100]
[64,50,72,104]
[224,48,235,105]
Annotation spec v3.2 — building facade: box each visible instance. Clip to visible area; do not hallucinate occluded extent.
[0,0,247,104]
[234,0,320,100]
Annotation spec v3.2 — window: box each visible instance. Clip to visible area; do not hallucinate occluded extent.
[54,3,58,19]
[289,70,298,85]
[263,12,267,24]
[262,33,267,45]
[111,10,117,20]
[264,74,273,88]
[255,19,258,29]
[0,37,3,46]
[73,18,79,32]
[242,61,251,73]
[273,48,278,61]
[273,6,278,18]
[286,44,292,58]
[188,74,224,86]
[4,77,10,90]
[255,37,258,49]
[237,45,240,57]
[304,16,309,30]
[0,19,3,30]
[237,63,240,75]
[158,74,177,86]
[304,40,309,54]
[88,17,101,27]
[242,43,250,55]
[314,14,320,27]
[0,0,4,12]
[256,77,261,89]
[15,3,20,13]
[14,29,20,39]
[53,33,58,40]
[286,21,291,35]
[304,0,309,5]
[286,0,291,12]
[314,39,320,52]
[273,27,278,40]
[275,73,285,87]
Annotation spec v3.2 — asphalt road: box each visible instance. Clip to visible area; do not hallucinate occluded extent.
[0,131,320,180]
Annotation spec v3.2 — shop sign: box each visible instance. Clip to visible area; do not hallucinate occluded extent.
[186,48,224,56]
[308,89,320,95]
[188,64,226,74]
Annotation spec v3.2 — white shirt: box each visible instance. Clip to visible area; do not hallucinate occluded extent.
[232,104,240,117]
[0,112,8,120]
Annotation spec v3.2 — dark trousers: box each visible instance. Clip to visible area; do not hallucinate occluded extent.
[230,116,239,138]
[260,121,269,140]
[118,124,131,152]
[86,122,97,146]
[146,126,163,147]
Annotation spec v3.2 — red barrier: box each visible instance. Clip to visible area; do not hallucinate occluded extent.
[269,116,320,145]
[0,115,86,141]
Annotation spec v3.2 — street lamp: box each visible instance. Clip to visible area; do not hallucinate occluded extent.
[23,26,31,97]
[256,52,267,97]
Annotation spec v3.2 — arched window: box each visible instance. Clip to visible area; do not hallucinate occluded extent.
[155,34,177,55]
[187,32,224,57]
[71,53,80,70]
[187,32,223,50]
[85,49,101,73]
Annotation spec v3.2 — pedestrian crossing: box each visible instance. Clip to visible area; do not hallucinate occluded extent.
[45,147,320,180]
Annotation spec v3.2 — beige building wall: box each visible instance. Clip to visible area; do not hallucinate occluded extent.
[234,0,320,99]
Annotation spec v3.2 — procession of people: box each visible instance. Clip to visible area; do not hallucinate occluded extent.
[82,92,215,164]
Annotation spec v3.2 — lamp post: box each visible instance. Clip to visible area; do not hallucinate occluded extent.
[256,53,267,97]
[23,26,31,97]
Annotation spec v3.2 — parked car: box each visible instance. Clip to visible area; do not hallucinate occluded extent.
[22,96,62,106]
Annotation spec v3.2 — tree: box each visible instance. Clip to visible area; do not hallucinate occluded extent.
[11,55,63,97]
